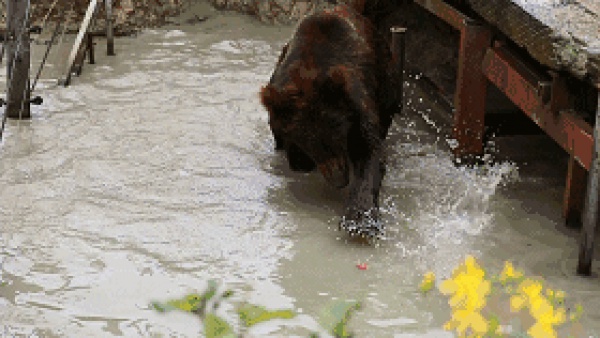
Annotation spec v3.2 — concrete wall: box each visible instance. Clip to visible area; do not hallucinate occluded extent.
[1,0,196,34]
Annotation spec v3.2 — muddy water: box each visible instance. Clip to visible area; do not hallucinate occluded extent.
[1,2,600,337]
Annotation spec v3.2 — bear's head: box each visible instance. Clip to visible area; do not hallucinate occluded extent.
[260,65,365,189]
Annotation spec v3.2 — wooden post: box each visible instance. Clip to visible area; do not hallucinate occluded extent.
[62,0,98,87]
[564,153,587,228]
[87,33,95,64]
[390,27,407,113]
[5,0,31,119]
[452,21,491,162]
[577,87,600,276]
[0,28,6,64]
[105,0,115,56]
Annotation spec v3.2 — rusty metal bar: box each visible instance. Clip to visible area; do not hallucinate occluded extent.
[414,0,491,161]
[482,44,595,170]
[451,21,491,160]
[413,0,470,31]
[577,87,600,276]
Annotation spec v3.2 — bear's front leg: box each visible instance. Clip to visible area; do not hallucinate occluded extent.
[340,146,385,237]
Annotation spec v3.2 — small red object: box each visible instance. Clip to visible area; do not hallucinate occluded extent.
[356,263,367,270]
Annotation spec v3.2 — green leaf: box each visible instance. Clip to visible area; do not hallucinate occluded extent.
[203,280,218,302]
[486,314,502,337]
[319,300,361,338]
[153,280,221,314]
[204,313,235,338]
[237,304,295,327]
[165,293,207,313]
[570,303,584,322]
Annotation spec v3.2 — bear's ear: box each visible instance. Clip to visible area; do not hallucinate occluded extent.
[319,65,352,103]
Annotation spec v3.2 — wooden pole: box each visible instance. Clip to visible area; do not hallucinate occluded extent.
[105,0,115,56]
[5,0,31,119]
[390,27,407,113]
[577,86,600,276]
[62,0,98,87]
[87,33,95,64]
[0,28,6,65]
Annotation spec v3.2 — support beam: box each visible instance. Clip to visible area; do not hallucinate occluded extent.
[482,44,595,170]
[5,0,31,119]
[106,0,115,56]
[564,153,588,228]
[0,27,6,64]
[390,27,407,113]
[577,87,600,276]
[451,22,491,161]
[87,33,95,64]
[62,0,98,87]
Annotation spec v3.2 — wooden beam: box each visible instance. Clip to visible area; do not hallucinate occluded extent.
[5,0,31,119]
[62,0,98,87]
[577,87,600,276]
[390,27,407,113]
[482,44,595,170]
[451,21,491,160]
[106,0,115,56]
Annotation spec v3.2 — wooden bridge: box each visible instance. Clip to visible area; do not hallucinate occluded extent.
[410,0,599,275]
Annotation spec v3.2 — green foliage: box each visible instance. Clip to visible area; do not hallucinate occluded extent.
[151,280,301,337]
[237,304,295,327]
[151,280,367,337]
[319,300,362,338]
[204,313,235,338]
[150,280,224,316]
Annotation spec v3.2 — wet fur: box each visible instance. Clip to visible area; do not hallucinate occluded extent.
[260,4,399,237]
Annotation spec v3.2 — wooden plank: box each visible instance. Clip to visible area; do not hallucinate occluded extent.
[463,0,600,83]
[61,0,98,87]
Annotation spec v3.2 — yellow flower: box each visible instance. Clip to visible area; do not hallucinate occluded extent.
[510,279,566,338]
[420,271,436,293]
[440,256,490,312]
[439,256,491,337]
[441,274,491,311]
[510,279,543,312]
[528,321,558,338]
[444,309,488,336]
[499,261,523,284]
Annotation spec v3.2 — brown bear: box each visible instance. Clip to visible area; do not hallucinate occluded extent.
[259,2,400,237]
